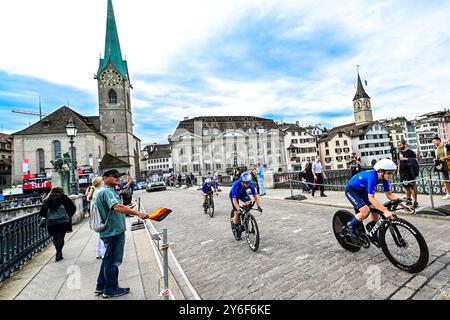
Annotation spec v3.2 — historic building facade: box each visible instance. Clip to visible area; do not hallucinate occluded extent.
[0,133,12,192]
[11,0,141,185]
[318,70,391,169]
[170,116,287,178]
[279,123,317,171]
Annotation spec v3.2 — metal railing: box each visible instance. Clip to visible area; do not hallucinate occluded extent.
[0,196,43,211]
[274,165,447,195]
[0,211,51,282]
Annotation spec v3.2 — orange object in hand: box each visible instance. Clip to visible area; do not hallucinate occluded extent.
[148,208,172,221]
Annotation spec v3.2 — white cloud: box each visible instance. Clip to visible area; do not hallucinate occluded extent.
[1,0,450,137]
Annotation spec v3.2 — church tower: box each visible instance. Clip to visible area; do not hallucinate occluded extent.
[97,0,139,176]
[353,69,373,124]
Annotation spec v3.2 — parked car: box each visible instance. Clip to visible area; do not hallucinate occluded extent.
[146,178,166,192]
[137,181,147,190]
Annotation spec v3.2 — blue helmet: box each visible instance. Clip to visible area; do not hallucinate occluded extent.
[241,172,252,182]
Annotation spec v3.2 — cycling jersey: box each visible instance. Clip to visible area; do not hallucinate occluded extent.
[229,179,257,208]
[201,183,216,193]
[345,170,391,211]
[347,170,391,195]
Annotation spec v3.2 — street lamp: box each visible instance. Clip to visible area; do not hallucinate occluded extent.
[66,118,79,195]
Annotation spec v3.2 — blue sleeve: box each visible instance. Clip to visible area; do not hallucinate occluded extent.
[367,172,376,195]
[201,184,207,192]
[383,180,391,193]
[249,184,257,196]
[231,182,238,198]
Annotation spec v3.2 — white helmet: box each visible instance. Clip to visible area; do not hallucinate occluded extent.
[373,158,397,172]
[205,178,212,184]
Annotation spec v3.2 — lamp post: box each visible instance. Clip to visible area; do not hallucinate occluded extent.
[66,118,78,195]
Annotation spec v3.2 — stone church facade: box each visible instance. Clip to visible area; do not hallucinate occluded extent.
[11,0,141,185]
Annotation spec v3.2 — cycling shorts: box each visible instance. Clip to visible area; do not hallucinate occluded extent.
[345,185,371,212]
[229,194,251,210]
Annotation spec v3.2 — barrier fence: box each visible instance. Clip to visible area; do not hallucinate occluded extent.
[0,211,51,282]
[274,165,448,195]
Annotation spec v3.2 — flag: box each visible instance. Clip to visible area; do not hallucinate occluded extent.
[365,80,368,86]
[148,207,172,221]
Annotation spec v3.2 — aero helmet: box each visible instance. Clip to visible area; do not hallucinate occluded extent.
[241,172,252,182]
[373,158,397,172]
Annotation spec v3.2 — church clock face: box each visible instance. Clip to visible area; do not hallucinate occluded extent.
[100,69,122,86]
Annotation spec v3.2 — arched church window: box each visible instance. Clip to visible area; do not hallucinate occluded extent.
[52,140,61,159]
[36,149,45,173]
[109,89,117,104]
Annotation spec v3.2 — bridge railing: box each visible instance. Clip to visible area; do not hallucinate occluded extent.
[274,164,446,195]
[0,211,51,282]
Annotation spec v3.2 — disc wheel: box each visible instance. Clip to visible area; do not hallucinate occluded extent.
[379,218,429,273]
[332,210,362,252]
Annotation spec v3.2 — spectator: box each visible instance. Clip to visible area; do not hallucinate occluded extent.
[95,169,149,298]
[250,167,260,194]
[39,187,76,262]
[119,176,135,207]
[177,173,182,187]
[257,161,266,196]
[397,140,419,208]
[349,153,362,177]
[87,177,106,259]
[304,159,314,193]
[312,156,327,197]
[432,136,450,200]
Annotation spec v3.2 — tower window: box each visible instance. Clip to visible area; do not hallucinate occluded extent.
[109,89,117,104]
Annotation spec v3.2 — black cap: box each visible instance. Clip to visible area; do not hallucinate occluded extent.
[103,169,125,178]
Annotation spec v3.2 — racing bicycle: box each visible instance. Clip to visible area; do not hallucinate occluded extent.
[203,191,216,218]
[332,198,429,273]
[230,201,260,252]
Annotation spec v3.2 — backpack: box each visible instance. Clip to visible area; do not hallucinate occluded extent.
[47,204,70,226]
[89,193,112,233]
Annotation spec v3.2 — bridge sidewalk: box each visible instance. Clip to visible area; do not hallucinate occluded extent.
[0,217,174,300]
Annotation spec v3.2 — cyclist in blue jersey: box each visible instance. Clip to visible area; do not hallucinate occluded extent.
[201,178,218,211]
[345,158,399,239]
[230,172,262,240]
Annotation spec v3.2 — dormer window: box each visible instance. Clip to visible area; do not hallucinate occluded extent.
[43,120,51,128]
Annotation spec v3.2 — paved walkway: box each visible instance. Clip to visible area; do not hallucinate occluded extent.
[0,217,183,300]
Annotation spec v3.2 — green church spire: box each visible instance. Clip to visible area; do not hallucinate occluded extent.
[97,0,128,78]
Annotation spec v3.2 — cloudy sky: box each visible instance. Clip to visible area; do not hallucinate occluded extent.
[1,0,449,145]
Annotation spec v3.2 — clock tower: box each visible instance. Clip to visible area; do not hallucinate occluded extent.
[97,0,140,177]
[353,71,373,124]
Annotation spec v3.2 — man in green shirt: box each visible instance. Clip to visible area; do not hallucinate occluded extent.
[95,169,149,298]
[432,136,450,200]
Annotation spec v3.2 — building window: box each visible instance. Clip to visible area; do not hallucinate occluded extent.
[193,164,200,172]
[52,140,61,160]
[109,89,117,104]
[36,149,45,173]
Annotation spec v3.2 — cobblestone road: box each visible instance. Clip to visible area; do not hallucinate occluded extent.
[137,188,450,300]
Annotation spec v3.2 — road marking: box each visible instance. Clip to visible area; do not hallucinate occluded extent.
[293,229,302,234]
[201,240,213,246]
[296,255,309,261]
[281,216,291,220]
